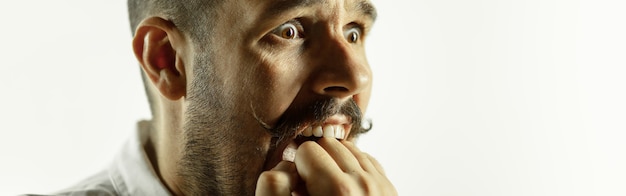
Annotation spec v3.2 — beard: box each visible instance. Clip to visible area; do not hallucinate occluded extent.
[178,52,277,195]
[178,98,371,195]
[176,53,249,195]
[175,51,371,195]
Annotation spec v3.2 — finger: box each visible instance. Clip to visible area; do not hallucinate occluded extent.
[317,137,362,173]
[365,152,387,175]
[343,143,397,195]
[295,141,343,178]
[295,141,345,195]
[256,161,298,196]
[342,141,379,173]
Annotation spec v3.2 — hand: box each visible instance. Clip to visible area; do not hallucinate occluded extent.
[256,138,397,195]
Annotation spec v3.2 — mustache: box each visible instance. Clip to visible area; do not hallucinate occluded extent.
[253,98,372,143]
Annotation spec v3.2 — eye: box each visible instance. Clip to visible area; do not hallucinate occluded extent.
[345,28,361,43]
[272,21,304,40]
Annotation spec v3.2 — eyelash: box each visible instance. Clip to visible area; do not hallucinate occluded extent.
[345,23,365,43]
[272,20,305,40]
[270,20,366,43]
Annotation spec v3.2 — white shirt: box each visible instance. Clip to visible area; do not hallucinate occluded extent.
[52,121,171,196]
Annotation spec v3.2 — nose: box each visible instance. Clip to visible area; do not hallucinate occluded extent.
[310,38,371,100]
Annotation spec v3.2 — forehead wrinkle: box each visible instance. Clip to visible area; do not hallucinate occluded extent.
[265,0,320,18]
[262,0,376,22]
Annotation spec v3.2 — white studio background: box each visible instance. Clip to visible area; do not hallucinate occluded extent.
[1,0,625,196]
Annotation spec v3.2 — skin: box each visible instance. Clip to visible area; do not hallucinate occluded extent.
[132,0,396,195]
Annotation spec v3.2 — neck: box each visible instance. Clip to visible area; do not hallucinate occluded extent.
[145,99,185,195]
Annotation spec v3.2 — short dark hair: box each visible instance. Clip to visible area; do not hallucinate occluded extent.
[127,0,221,38]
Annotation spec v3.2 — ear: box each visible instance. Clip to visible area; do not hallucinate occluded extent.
[132,17,187,100]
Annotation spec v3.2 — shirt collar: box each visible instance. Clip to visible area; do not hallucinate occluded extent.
[109,120,171,195]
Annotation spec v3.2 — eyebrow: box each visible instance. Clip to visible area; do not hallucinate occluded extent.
[266,0,378,21]
[356,0,377,21]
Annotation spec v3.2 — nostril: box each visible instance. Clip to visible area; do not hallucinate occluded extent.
[324,86,349,93]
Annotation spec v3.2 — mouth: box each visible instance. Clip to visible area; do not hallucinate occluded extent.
[294,113,352,141]
[263,115,353,170]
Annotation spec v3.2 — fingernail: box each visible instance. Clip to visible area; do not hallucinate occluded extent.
[282,141,297,162]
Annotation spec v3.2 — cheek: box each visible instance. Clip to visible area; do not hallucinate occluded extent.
[354,59,373,115]
[244,48,306,125]
[358,85,372,114]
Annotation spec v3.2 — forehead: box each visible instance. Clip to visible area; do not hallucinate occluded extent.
[207,0,377,45]
[262,0,377,21]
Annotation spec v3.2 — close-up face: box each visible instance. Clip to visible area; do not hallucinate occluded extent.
[177,0,377,194]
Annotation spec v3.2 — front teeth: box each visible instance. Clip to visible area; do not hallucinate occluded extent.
[303,126,313,137]
[300,125,346,139]
[313,126,323,137]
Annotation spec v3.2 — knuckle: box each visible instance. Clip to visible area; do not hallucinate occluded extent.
[335,182,354,196]
[327,177,356,196]
[357,174,378,194]
[257,171,288,188]
[299,140,319,149]
[326,176,363,196]
[358,154,370,162]
[347,172,388,195]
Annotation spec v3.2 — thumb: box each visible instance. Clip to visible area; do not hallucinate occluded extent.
[256,161,298,196]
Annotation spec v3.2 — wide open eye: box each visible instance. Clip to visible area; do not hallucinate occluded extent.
[345,27,361,43]
[272,21,304,40]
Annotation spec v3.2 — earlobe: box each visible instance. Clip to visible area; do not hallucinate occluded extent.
[132,17,187,100]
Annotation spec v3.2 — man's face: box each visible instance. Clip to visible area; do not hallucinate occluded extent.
[178,0,376,194]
